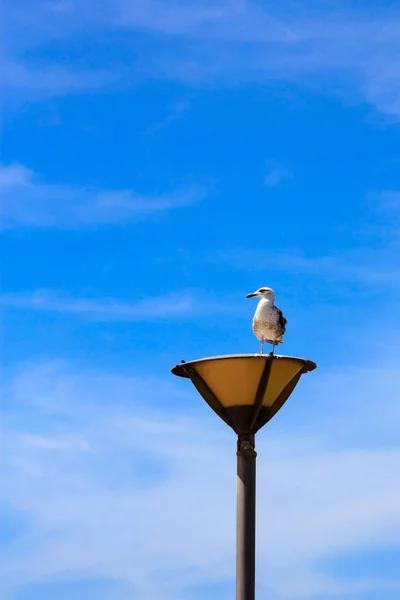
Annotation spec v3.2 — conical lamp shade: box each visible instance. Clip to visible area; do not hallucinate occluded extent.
[172,354,316,435]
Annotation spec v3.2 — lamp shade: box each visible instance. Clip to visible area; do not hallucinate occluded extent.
[172,354,316,435]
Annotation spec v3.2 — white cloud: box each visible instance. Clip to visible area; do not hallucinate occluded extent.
[221,248,400,293]
[5,2,400,115]
[114,1,400,118]
[1,288,239,321]
[0,164,203,228]
[1,60,116,98]
[2,357,400,599]
[46,2,74,14]
[264,160,292,187]
[378,190,400,212]
[143,99,191,136]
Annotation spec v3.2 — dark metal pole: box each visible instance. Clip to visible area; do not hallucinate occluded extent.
[236,434,256,600]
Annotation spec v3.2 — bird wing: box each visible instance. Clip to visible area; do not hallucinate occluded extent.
[275,307,287,331]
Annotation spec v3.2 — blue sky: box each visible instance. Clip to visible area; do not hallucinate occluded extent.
[2,1,400,599]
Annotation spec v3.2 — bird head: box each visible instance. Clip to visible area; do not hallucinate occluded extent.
[246,287,275,301]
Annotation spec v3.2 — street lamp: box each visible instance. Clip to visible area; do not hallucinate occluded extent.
[171,353,316,600]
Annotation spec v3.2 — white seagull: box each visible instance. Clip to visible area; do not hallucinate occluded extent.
[246,287,287,355]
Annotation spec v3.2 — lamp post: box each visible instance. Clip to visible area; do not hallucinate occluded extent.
[171,353,316,600]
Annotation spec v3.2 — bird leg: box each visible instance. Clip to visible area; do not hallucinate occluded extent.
[260,339,264,354]
[270,342,276,356]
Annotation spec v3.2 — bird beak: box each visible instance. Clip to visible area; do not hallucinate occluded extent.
[246,293,257,298]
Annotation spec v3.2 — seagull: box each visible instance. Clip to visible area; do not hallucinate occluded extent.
[246,287,287,355]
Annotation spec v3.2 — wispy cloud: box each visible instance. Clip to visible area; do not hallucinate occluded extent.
[46,2,74,14]
[222,248,400,291]
[1,60,117,98]
[2,358,400,599]
[143,99,191,136]
[264,160,292,187]
[377,190,400,212]
[115,1,400,109]
[5,1,400,116]
[0,164,203,228]
[1,288,238,321]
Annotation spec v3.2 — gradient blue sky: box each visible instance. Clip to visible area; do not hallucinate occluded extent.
[2,1,400,599]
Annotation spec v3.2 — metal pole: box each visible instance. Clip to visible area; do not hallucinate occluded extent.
[236,434,256,600]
